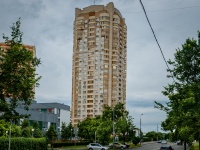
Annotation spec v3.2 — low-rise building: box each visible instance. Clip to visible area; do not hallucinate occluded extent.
[16,101,70,133]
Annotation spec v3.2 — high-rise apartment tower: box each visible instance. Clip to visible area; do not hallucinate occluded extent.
[71,2,127,126]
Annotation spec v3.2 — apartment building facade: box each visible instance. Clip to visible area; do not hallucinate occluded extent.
[71,2,127,126]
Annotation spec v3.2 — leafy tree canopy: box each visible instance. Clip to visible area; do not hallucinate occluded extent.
[155,31,200,149]
[0,18,41,121]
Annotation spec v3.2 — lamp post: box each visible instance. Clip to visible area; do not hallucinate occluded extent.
[112,108,115,150]
[140,114,143,144]
[32,129,35,137]
[95,131,96,143]
[8,120,12,150]
[71,128,72,141]
[75,128,78,146]
[6,131,8,138]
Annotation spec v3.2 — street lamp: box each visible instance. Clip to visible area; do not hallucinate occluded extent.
[8,120,12,150]
[32,129,35,137]
[71,128,73,141]
[95,131,96,143]
[112,108,115,150]
[6,131,8,138]
[75,128,78,146]
[140,114,143,144]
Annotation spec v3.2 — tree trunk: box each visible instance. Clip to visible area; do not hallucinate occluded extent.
[184,141,186,150]
[123,134,126,143]
[199,139,200,150]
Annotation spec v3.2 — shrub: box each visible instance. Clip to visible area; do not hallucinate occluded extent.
[0,137,47,150]
[142,136,151,142]
[132,136,140,145]
[51,140,90,148]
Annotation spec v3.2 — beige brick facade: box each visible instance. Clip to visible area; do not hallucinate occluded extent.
[71,2,127,126]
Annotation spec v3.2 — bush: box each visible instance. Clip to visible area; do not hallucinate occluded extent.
[132,137,140,145]
[51,140,90,148]
[0,137,47,150]
[142,137,151,142]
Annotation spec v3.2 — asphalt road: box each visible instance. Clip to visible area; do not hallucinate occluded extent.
[130,142,190,150]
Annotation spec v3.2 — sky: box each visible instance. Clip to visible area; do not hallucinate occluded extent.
[0,0,200,133]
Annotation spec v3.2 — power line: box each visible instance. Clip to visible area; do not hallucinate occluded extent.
[122,5,200,13]
[24,18,73,38]
[139,0,175,82]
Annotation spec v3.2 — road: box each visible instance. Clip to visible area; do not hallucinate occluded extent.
[130,142,190,150]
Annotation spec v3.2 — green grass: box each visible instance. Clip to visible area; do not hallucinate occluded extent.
[48,145,87,150]
[190,142,199,150]
[62,145,87,149]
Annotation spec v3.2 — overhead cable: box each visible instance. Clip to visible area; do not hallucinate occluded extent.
[139,0,175,82]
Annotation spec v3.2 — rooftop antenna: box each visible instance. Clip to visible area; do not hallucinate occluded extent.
[94,0,95,5]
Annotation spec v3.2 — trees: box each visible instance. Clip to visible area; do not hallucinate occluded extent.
[78,117,101,142]
[115,115,135,142]
[0,18,41,121]
[61,122,73,140]
[155,31,200,150]
[77,103,135,144]
[46,125,57,144]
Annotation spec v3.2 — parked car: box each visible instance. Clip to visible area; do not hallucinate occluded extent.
[177,140,182,145]
[160,145,174,150]
[157,140,162,143]
[109,142,127,149]
[161,140,167,144]
[87,143,109,150]
[123,143,130,148]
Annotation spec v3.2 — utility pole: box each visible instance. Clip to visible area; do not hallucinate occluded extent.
[113,108,115,149]
[95,131,96,143]
[8,120,12,150]
[140,114,143,145]
[157,124,158,141]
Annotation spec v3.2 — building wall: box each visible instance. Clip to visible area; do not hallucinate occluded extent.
[16,102,70,132]
[71,2,127,126]
[59,109,70,130]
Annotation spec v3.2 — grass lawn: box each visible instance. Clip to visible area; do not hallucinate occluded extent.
[130,143,141,148]
[48,145,87,150]
[190,142,199,150]
[62,145,87,149]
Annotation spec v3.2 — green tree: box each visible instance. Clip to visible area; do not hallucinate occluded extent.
[155,31,200,150]
[46,125,57,144]
[115,115,135,143]
[21,119,29,128]
[21,127,31,137]
[145,131,163,141]
[96,120,112,145]
[102,103,128,121]
[61,122,73,140]
[78,117,101,142]
[32,121,43,138]
[33,128,43,138]
[33,121,39,129]
[132,136,140,145]
[0,18,41,121]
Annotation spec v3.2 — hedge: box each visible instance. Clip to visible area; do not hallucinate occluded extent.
[0,137,47,150]
[51,140,90,148]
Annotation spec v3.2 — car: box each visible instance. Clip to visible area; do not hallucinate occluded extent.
[123,143,130,148]
[160,145,174,150]
[177,140,182,145]
[161,140,167,144]
[157,140,162,143]
[87,143,109,150]
[109,142,127,149]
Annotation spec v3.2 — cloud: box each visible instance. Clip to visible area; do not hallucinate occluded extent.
[1,0,200,132]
